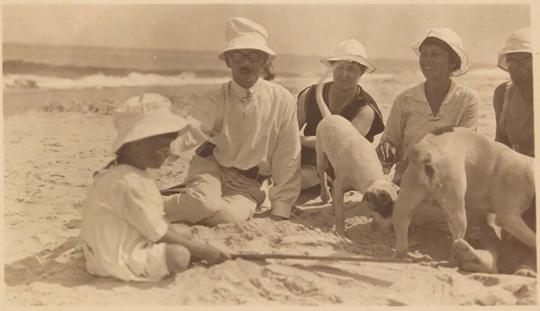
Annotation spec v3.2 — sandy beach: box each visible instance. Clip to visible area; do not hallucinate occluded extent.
[3,73,537,306]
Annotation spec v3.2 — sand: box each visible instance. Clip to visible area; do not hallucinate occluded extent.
[3,76,537,306]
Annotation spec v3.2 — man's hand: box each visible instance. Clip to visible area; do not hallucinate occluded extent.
[376,142,399,174]
[376,141,398,163]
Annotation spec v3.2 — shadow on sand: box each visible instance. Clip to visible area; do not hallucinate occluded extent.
[4,235,177,290]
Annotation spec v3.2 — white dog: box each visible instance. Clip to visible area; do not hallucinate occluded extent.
[392,126,535,268]
[314,67,399,234]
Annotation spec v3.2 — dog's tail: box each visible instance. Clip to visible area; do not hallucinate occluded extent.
[315,65,335,119]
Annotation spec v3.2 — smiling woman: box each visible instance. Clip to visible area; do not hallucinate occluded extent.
[376,27,480,186]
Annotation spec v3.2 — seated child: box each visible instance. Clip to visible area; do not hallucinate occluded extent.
[80,93,229,282]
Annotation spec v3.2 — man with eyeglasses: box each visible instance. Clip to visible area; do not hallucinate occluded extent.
[162,17,301,226]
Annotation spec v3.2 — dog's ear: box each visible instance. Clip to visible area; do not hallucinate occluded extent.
[408,146,431,164]
[363,191,378,207]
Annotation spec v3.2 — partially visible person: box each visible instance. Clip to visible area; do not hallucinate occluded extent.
[80,94,230,282]
[376,28,479,185]
[494,27,534,157]
[163,17,301,224]
[493,26,535,276]
[296,38,384,191]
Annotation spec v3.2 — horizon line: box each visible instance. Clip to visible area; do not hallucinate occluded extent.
[4,41,500,67]
[3,41,419,62]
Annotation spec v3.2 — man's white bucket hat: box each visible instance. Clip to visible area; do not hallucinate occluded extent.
[498,27,533,72]
[321,38,376,73]
[218,17,276,61]
[111,93,204,154]
[412,27,471,77]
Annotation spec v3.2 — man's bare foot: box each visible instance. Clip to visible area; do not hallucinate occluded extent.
[514,266,536,278]
[451,239,497,273]
[514,255,536,278]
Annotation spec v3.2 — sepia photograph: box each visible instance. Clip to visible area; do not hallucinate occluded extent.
[2,0,538,307]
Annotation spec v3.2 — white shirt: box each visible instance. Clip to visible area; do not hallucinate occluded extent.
[189,79,301,218]
[80,164,169,281]
[381,80,479,157]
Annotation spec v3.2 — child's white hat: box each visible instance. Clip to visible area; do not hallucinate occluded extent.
[321,38,376,73]
[218,17,276,61]
[111,93,202,154]
[498,27,533,71]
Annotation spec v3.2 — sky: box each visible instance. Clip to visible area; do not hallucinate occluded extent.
[1,1,535,62]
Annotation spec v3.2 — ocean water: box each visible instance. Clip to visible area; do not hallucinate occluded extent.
[3,43,506,90]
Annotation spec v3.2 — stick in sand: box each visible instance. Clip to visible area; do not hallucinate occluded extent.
[230,253,414,263]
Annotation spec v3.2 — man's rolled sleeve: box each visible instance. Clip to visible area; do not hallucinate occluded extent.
[268,94,301,219]
[188,92,218,134]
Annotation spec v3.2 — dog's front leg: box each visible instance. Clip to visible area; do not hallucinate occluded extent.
[393,199,414,257]
[441,196,476,268]
[443,199,467,242]
[393,168,426,257]
[333,178,346,235]
[316,140,331,203]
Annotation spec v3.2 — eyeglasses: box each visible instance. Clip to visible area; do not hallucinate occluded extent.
[230,50,265,63]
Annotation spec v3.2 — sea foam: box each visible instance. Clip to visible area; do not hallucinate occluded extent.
[3,72,230,90]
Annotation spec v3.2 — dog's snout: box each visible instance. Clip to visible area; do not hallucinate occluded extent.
[364,191,376,205]
[366,190,395,219]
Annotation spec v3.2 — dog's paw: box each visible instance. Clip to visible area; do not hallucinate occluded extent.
[514,266,537,278]
[451,239,497,273]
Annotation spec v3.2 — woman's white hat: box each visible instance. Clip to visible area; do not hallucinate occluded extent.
[218,17,276,61]
[321,38,376,73]
[498,27,533,71]
[111,93,205,154]
[412,27,471,76]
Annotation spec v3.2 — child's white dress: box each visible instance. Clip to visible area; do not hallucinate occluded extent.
[80,164,170,281]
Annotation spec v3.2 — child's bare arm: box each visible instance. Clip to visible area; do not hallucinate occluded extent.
[159,225,230,265]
